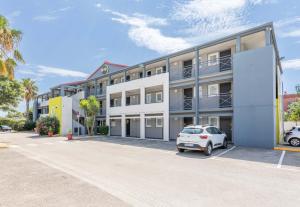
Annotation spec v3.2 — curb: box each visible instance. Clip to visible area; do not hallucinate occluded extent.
[274,147,300,152]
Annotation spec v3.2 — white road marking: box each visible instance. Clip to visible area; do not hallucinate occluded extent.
[58,140,67,144]
[211,146,236,160]
[277,150,286,169]
[10,144,20,148]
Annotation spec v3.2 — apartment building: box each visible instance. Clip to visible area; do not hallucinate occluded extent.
[33,23,284,148]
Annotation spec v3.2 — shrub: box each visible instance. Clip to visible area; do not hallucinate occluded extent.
[36,116,60,135]
[0,117,25,131]
[97,125,109,135]
[23,120,36,131]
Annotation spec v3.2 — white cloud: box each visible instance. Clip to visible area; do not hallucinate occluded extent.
[281,29,300,38]
[171,0,275,43]
[33,6,72,22]
[104,9,190,54]
[37,65,89,78]
[282,59,300,70]
[33,15,58,22]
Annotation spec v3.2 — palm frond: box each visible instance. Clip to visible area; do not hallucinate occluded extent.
[13,50,25,63]
[5,58,17,80]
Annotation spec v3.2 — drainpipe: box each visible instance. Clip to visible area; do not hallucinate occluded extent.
[194,48,200,125]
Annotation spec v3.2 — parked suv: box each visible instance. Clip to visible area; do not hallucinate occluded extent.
[284,126,300,147]
[176,125,227,156]
[0,125,12,132]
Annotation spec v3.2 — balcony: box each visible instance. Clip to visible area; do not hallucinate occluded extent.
[183,98,193,110]
[199,93,232,110]
[199,55,232,76]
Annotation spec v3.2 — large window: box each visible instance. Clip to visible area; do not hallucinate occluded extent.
[209,116,219,128]
[156,92,163,103]
[208,52,219,66]
[146,94,152,104]
[208,84,219,97]
[156,67,163,74]
[156,118,163,127]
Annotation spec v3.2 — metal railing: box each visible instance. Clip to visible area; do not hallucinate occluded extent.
[183,65,193,78]
[184,98,193,110]
[199,55,232,72]
[219,93,232,107]
[199,93,232,108]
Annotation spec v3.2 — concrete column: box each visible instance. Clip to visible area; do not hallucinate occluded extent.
[123,70,126,82]
[140,87,145,105]
[236,35,241,52]
[140,113,145,139]
[60,86,66,96]
[108,75,111,85]
[121,115,126,137]
[83,84,88,98]
[142,65,146,77]
[163,77,169,141]
[32,99,38,121]
[194,48,200,125]
[166,57,170,72]
[265,27,271,46]
[121,90,126,107]
[93,80,97,95]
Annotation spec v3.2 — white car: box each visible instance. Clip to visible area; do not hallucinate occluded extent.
[176,125,228,156]
[284,126,300,147]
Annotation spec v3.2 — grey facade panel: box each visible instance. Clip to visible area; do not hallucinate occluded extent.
[169,118,184,140]
[145,118,163,139]
[233,46,276,148]
[129,118,140,137]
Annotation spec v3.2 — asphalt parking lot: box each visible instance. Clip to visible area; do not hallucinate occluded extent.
[1,132,300,207]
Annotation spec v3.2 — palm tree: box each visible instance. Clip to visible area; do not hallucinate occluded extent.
[22,78,38,115]
[0,15,24,80]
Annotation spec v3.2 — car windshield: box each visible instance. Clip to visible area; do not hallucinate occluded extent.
[181,128,203,134]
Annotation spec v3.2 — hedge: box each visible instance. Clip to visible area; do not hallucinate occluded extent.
[0,117,26,131]
[97,125,109,135]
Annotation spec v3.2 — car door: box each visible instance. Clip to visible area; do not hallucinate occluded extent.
[212,127,223,145]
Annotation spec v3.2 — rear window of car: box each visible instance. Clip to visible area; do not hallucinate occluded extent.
[181,128,203,134]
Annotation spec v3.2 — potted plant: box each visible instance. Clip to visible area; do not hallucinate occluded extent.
[67,129,73,140]
[48,126,53,137]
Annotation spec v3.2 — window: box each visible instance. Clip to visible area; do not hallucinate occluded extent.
[156,67,163,74]
[209,116,219,128]
[146,93,152,104]
[163,66,166,73]
[126,75,130,81]
[181,128,203,134]
[110,79,114,85]
[147,71,152,77]
[114,99,118,107]
[111,120,116,127]
[156,118,163,127]
[199,86,203,98]
[146,118,152,127]
[208,84,219,97]
[156,92,163,103]
[139,72,143,78]
[208,52,219,66]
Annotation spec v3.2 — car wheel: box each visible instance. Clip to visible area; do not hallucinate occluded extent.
[204,143,212,156]
[177,147,185,153]
[289,138,300,147]
[221,138,228,149]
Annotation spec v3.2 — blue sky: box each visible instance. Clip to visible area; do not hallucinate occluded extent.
[1,0,300,113]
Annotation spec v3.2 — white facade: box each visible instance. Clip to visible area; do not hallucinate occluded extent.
[106,73,169,140]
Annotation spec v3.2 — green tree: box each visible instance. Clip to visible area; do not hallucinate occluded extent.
[0,15,24,80]
[0,76,23,111]
[21,78,38,115]
[80,96,100,136]
[286,100,300,125]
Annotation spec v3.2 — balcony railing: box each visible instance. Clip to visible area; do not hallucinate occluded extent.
[199,55,232,75]
[184,98,193,110]
[199,93,232,109]
[183,65,193,79]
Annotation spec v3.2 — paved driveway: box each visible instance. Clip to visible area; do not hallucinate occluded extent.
[1,132,300,207]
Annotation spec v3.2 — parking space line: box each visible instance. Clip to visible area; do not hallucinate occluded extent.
[277,150,286,169]
[211,146,236,159]
[44,142,54,145]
